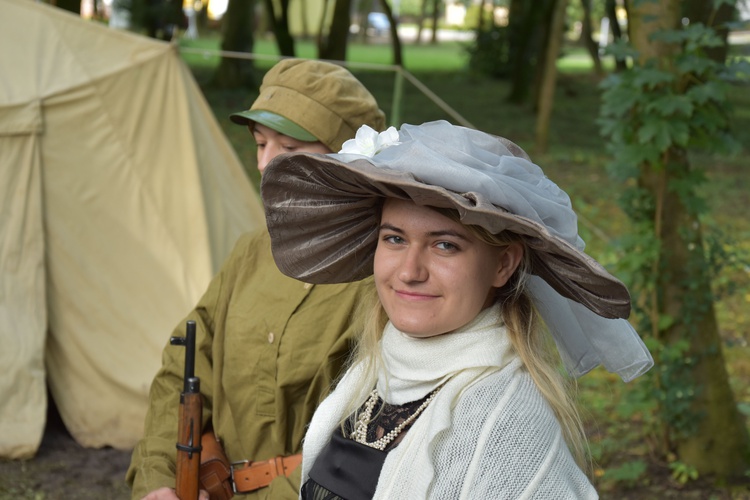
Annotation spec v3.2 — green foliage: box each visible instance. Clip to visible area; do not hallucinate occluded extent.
[598,12,748,455]
[669,460,700,484]
[652,23,725,52]
[657,340,703,438]
[603,459,648,487]
[462,1,510,31]
[704,227,750,301]
[466,26,511,78]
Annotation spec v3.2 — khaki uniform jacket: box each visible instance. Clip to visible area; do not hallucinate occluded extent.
[126,230,371,499]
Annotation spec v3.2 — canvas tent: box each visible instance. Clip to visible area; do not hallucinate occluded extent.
[0,0,264,458]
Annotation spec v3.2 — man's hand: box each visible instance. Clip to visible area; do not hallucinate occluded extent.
[141,487,210,500]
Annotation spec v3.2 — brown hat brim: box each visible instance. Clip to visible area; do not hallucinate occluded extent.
[261,152,631,320]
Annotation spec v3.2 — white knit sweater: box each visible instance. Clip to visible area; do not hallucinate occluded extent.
[301,308,598,499]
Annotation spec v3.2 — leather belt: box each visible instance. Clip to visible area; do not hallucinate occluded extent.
[231,454,303,494]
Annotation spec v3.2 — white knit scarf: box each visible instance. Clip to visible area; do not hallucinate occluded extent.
[301,306,516,497]
[376,306,512,404]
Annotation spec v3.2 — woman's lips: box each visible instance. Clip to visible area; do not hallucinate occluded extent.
[394,289,438,301]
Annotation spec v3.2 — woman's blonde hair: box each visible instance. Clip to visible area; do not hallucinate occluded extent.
[339,205,589,472]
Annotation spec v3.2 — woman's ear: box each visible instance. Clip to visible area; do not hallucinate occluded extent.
[492,242,524,288]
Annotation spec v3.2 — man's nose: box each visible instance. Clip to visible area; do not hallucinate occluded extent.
[257,144,282,173]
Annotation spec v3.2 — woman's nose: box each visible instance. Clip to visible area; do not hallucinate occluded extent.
[397,248,428,283]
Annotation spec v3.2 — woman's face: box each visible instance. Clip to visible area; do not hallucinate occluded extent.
[252,123,331,173]
[374,198,521,338]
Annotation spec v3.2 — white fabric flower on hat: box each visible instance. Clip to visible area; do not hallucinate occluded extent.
[339,125,400,157]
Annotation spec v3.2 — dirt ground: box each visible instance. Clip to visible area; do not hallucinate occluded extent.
[1,403,749,500]
[0,404,131,500]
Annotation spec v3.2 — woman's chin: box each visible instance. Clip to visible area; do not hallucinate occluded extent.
[396,325,449,339]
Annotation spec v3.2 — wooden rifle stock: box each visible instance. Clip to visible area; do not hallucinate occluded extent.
[170,320,203,500]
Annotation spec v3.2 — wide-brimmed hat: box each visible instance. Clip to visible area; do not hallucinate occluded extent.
[230,59,386,152]
[262,121,628,319]
[261,121,654,382]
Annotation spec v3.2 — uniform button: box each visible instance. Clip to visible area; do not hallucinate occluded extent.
[267,332,275,343]
[303,282,313,290]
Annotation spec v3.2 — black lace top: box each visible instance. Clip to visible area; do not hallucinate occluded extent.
[301,391,432,500]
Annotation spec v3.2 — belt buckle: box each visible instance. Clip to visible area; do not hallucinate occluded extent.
[230,460,250,494]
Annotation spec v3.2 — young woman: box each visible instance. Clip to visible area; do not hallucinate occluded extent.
[259,120,653,499]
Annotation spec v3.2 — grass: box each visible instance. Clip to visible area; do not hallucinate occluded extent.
[181,32,750,496]
[181,34,471,71]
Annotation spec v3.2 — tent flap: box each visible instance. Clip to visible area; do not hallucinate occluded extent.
[0,123,47,459]
[0,100,42,136]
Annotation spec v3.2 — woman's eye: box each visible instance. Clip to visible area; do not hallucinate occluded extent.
[383,235,404,245]
[256,143,266,149]
[436,241,458,251]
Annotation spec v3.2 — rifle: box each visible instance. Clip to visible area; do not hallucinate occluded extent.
[170,320,203,500]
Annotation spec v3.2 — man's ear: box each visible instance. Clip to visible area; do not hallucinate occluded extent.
[492,242,524,288]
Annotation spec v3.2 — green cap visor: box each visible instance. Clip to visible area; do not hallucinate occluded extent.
[229,109,319,143]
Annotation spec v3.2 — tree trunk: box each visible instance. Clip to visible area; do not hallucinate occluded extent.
[580,0,603,76]
[299,0,310,39]
[605,0,628,71]
[530,0,557,110]
[318,0,351,61]
[683,0,735,63]
[534,0,567,154]
[317,0,330,49]
[379,0,404,66]
[429,0,439,44]
[507,0,553,105]
[630,0,750,480]
[197,1,209,31]
[357,0,374,43]
[213,0,255,88]
[507,0,532,103]
[54,0,80,14]
[415,0,429,45]
[476,0,489,33]
[264,0,295,56]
